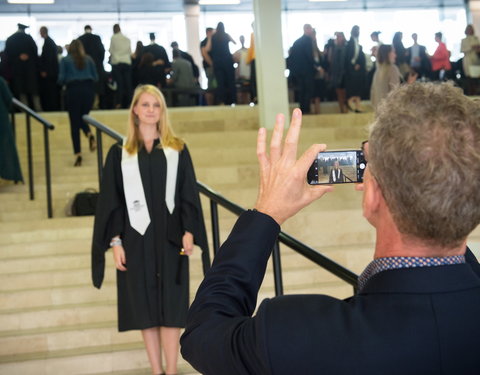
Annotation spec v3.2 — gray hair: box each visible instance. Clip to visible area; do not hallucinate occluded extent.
[368,82,480,248]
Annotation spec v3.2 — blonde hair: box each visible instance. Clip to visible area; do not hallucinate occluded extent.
[124,84,184,155]
[369,82,480,248]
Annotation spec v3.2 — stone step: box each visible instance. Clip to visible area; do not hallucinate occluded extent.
[0,343,198,375]
[0,243,356,292]
[0,260,346,311]
[0,239,92,260]
[0,300,117,333]
[0,275,351,334]
[1,106,375,375]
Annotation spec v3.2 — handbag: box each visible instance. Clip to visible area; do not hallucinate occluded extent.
[71,188,99,216]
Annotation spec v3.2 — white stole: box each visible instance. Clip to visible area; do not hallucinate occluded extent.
[331,169,340,182]
[121,141,179,235]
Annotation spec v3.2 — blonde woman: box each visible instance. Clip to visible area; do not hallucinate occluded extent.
[92,85,209,375]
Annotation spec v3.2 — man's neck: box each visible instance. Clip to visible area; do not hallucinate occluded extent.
[374,226,467,259]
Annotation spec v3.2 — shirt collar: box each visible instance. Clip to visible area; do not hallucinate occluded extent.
[358,255,466,292]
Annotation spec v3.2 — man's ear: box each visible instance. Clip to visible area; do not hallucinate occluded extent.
[363,169,384,224]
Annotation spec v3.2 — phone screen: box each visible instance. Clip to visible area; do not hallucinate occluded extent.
[307,150,366,185]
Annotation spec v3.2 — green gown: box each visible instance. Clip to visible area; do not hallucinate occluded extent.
[0,77,23,183]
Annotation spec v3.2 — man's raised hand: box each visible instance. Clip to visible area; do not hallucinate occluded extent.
[255,108,334,225]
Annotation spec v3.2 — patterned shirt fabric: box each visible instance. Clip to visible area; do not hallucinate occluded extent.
[358,255,466,292]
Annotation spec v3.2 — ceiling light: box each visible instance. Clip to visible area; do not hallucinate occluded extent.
[8,0,54,3]
[309,0,347,2]
[199,0,240,5]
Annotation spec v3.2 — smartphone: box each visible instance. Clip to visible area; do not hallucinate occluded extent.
[307,150,367,185]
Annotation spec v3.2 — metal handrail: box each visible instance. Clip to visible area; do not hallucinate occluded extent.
[83,115,358,296]
[11,98,55,218]
[196,181,359,294]
[82,115,123,185]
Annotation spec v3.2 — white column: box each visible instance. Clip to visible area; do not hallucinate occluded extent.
[253,0,290,129]
[469,1,480,31]
[183,4,202,73]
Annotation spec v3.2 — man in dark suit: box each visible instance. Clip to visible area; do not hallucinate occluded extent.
[287,24,316,114]
[181,82,480,374]
[78,25,106,108]
[406,33,431,79]
[39,26,59,111]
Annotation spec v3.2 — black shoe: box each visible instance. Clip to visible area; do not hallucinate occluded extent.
[89,134,96,152]
[74,155,82,167]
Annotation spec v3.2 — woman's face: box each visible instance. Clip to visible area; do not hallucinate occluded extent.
[389,49,396,64]
[133,93,161,127]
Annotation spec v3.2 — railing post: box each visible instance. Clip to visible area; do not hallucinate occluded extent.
[43,126,53,218]
[96,129,104,187]
[272,240,284,296]
[210,200,220,255]
[25,113,34,200]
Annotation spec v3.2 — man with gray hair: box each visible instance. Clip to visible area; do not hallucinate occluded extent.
[181,82,480,374]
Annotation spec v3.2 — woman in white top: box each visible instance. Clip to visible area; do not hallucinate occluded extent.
[461,24,480,95]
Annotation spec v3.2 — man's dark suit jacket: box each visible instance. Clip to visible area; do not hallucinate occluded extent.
[406,44,431,77]
[181,210,480,375]
[288,34,316,78]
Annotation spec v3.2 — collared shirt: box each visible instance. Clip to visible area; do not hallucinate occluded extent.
[109,32,131,65]
[410,44,420,68]
[351,37,360,65]
[358,255,466,291]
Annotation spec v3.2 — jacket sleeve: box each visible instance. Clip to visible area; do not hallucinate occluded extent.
[91,143,125,288]
[178,145,211,273]
[180,210,280,375]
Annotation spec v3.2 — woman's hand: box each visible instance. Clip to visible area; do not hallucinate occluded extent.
[182,231,194,256]
[113,245,127,271]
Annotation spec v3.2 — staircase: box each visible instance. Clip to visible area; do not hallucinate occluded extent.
[3,105,478,374]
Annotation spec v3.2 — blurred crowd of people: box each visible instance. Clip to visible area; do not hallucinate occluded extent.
[1,21,480,116]
[287,23,480,114]
[0,21,258,112]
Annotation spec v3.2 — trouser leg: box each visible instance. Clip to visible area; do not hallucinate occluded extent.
[66,85,85,154]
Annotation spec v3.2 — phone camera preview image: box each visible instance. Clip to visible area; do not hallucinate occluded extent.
[307,150,366,185]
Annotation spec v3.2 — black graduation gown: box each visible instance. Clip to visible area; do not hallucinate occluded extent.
[0,77,23,182]
[39,36,60,111]
[91,141,210,331]
[143,44,170,87]
[345,38,366,98]
[4,31,39,96]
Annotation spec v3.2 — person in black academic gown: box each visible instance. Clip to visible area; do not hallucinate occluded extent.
[0,76,23,183]
[39,26,60,111]
[4,23,42,111]
[78,25,107,109]
[91,84,209,375]
[143,33,171,88]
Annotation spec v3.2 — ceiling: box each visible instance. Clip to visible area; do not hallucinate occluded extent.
[0,0,468,14]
